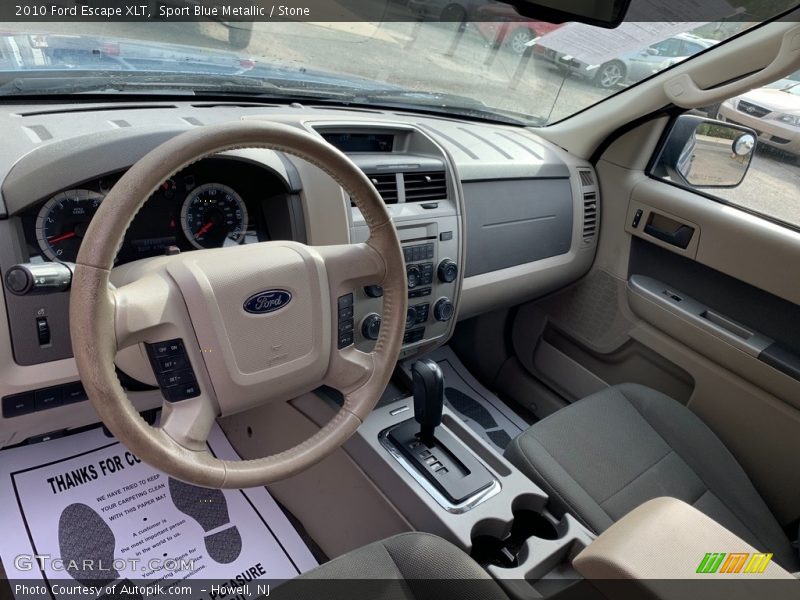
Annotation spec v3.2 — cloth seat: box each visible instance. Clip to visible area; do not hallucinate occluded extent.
[273,532,510,600]
[504,383,798,570]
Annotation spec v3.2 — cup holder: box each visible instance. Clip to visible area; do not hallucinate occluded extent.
[470,509,561,569]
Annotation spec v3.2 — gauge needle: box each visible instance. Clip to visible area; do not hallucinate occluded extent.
[195,221,214,237]
[47,231,77,244]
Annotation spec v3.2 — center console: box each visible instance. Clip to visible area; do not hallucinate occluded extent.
[342,360,596,599]
[313,123,463,359]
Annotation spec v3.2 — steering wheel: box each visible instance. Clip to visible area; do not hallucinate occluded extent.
[70,121,407,488]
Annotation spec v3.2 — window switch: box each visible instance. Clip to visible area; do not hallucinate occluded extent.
[36,317,50,347]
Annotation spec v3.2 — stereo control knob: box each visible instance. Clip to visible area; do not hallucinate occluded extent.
[362,313,382,340]
[405,306,418,329]
[434,298,455,322]
[406,265,421,289]
[437,259,458,283]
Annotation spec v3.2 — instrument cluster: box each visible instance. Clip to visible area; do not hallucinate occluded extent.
[21,157,292,265]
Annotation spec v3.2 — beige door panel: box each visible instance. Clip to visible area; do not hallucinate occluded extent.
[627,276,800,412]
[511,118,800,527]
[632,323,800,525]
[628,178,800,306]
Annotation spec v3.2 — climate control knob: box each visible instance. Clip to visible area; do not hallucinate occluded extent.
[434,298,455,322]
[437,259,458,283]
[362,313,382,340]
[406,265,421,289]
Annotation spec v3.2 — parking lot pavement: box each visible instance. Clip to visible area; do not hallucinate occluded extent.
[2,19,798,228]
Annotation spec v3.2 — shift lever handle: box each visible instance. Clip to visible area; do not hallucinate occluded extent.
[412,359,444,445]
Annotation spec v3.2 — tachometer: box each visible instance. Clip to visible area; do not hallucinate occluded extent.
[35,189,104,262]
[180,183,248,250]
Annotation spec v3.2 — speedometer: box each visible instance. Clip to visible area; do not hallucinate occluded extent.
[180,183,248,250]
[35,189,104,262]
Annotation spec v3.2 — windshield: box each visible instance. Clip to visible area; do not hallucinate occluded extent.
[1,1,798,125]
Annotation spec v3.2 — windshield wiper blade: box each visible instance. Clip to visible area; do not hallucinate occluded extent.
[0,73,280,96]
[0,72,367,105]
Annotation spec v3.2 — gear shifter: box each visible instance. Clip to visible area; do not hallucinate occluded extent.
[412,359,444,446]
[385,357,494,505]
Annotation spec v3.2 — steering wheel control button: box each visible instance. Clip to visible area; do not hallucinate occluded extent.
[164,382,201,403]
[157,354,189,372]
[35,387,63,411]
[337,330,354,349]
[337,293,356,348]
[362,313,382,341]
[162,369,195,388]
[364,285,384,298]
[146,338,200,403]
[2,391,36,418]
[437,259,459,283]
[337,293,354,309]
[434,298,455,322]
[150,339,184,358]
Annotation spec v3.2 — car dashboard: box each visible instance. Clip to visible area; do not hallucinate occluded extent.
[0,100,599,445]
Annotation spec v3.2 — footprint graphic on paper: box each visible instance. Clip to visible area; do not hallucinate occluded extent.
[168,478,242,564]
[58,503,143,599]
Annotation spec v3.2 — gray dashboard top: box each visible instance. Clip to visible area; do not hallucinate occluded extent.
[0,101,570,216]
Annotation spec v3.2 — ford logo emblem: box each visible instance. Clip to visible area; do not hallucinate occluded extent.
[243,290,292,314]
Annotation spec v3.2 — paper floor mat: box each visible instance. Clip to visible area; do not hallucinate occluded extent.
[0,422,317,599]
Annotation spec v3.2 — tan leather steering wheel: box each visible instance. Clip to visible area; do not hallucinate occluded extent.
[70,121,406,488]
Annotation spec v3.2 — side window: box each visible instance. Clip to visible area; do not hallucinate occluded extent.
[650,70,800,229]
[652,39,682,57]
[681,42,705,56]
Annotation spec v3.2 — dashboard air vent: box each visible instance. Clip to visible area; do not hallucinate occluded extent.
[366,173,399,204]
[403,171,447,202]
[579,170,595,187]
[582,192,598,242]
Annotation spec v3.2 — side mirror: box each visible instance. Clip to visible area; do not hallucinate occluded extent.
[646,47,660,56]
[653,115,757,188]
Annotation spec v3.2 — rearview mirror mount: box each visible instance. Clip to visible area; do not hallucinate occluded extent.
[498,0,632,28]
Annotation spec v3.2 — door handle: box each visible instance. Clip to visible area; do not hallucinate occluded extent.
[643,223,694,249]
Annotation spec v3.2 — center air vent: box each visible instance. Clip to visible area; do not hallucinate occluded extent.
[403,171,447,202]
[367,173,399,204]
